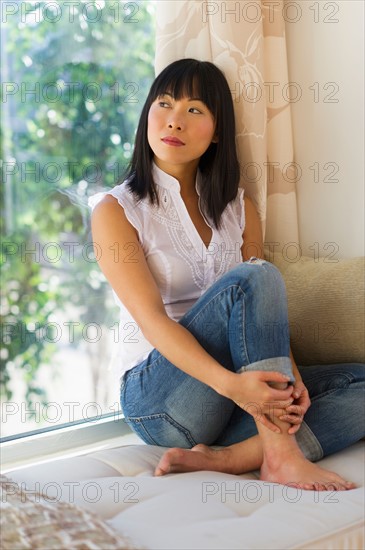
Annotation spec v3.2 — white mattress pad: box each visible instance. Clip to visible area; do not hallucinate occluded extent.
[5,440,365,549]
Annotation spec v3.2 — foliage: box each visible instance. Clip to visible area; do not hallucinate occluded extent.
[0,0,155,418]
[0,231,59,407]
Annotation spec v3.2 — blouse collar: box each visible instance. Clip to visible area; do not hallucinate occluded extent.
[151,162,202,196]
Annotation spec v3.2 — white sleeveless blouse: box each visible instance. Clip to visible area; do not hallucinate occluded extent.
[89,163,245,378]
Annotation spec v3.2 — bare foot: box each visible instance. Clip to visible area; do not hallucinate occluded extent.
[261,450,356,491]
[154,442,356,492]
[154,444,241,476]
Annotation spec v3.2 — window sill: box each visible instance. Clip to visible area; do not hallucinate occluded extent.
[1,416,135,473]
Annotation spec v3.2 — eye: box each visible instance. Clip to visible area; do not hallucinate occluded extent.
[158,101,170,108]
[188,107,202,114]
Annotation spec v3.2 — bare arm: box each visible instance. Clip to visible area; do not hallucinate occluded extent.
[241,196,264,261]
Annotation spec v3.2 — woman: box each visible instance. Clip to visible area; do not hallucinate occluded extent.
[90,59,364,490]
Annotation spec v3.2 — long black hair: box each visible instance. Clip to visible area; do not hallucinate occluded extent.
[125,58,240,229]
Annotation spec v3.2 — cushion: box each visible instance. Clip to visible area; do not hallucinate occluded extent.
[0,474,140,550]
[266,252,365,365]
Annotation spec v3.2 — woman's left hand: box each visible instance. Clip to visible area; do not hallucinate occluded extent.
[279,379,311,434]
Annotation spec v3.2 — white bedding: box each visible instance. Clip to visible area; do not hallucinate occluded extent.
[5,440,365,549]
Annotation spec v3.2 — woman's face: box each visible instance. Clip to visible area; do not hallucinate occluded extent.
[147,93,217,174]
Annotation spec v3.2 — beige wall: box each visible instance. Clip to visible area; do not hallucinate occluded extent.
[285,0,364,259]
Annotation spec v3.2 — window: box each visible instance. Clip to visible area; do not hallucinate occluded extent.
[1,0,156,439]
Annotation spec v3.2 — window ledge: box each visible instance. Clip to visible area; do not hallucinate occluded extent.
[1,416,135,473]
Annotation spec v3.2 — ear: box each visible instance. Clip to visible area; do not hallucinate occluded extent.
[211,133,219,143]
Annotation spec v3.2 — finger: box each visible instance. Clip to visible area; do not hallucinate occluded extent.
[260,371,293,384]
[264,398,294,410]
[269,386,294,401]
[286,403,309,416]
[288,424,301,435]
[285,405,304,415]
[279,414,303,424]
[293,396,309,406]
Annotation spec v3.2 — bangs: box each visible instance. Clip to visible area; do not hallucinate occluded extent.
[151,62,217,117]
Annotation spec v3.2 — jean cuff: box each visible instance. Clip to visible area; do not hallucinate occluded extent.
[295,421,324,462]
[237,357,295,384]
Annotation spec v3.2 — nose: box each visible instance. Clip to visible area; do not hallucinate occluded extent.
[168,119,183,131]
[168,121,182,130]
[167,108,185,131]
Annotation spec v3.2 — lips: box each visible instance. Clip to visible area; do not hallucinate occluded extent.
[161,136,185,146]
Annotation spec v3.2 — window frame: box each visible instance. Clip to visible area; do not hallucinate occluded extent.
[1,413,133,472]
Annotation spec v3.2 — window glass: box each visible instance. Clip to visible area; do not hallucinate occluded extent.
[1,0,156,438]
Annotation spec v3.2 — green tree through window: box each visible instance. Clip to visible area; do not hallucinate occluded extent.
[1,0,156,437]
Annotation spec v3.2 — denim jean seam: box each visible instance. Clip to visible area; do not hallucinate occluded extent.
[184,284,245,331]
[184,283,250,366]
[240,293,249,364]
[127,354,165,378]
[309,387,350,403]
[125,417,159,446]
[126,412,197,447]
[297,420,324,461]
[301,372,355,385]
[119,371,128,391]
[302,372,354,404]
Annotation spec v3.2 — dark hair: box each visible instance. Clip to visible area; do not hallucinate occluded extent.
[125,58,240,228]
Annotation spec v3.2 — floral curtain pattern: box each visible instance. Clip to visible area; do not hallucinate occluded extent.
[155,0,299,245]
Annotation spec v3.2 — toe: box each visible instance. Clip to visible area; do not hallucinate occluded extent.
[302,482,318,491]
[191,444,209,453]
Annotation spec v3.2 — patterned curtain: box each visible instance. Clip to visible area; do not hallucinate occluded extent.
[155,0,299,246]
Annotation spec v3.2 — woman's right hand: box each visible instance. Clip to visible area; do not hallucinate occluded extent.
[224,370,295,433]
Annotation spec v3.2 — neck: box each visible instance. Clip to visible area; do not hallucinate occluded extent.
[153,158,198,197]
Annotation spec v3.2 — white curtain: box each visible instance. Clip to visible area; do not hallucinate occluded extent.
[155,0,299,246]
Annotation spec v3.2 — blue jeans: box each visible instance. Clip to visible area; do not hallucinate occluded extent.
[120,261,365,461]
